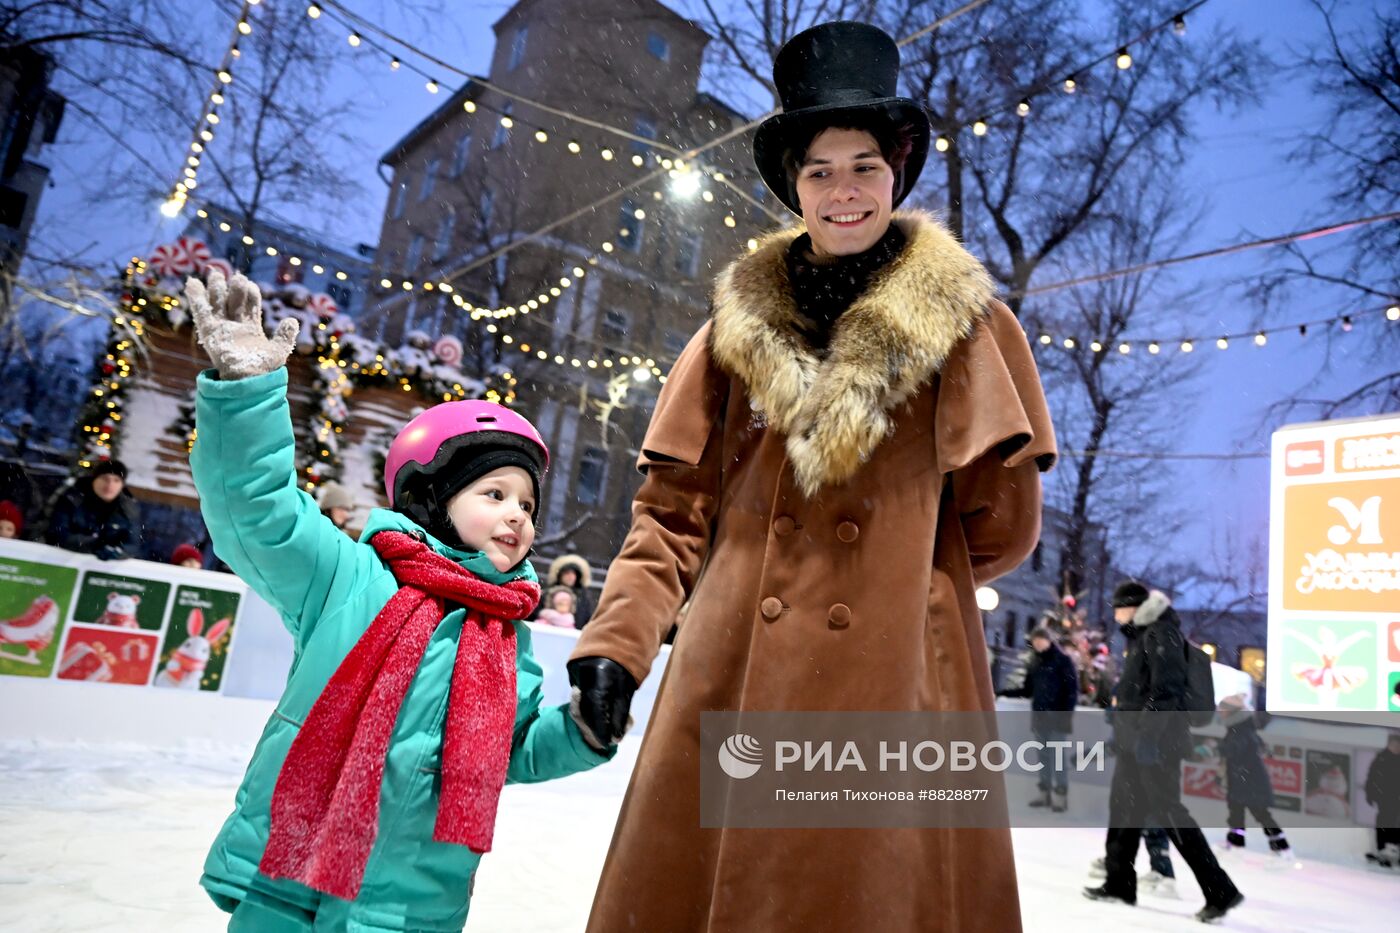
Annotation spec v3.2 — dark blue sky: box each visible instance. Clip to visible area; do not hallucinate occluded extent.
[26,0,1389,602]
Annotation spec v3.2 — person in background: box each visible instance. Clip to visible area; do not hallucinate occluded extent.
[1216,695,1292,860]
[171,542,204,569]
[43,460,141,560]
[536,586,579,629]
[1084,581,1243,923]
[1364,732,1400,869]
[0,500,23,539]
[315,481,355,532]
[545,554,593,629]
[998,626,1079,812]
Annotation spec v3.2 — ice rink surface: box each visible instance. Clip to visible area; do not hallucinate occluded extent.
[0,737,1391,932]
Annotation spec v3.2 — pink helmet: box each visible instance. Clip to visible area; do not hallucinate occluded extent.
[384,400,549,527]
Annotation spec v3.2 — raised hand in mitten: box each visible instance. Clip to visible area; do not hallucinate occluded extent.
[567,656,638,752]
[183,268,298,380]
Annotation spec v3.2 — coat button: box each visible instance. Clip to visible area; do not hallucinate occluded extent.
[828,603,852,628]
[761,597,784,620]
[773,515,796,537]
[836,521,860,543]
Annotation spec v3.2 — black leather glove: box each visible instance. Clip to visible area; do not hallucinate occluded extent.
[95,544,125,561]
[567,656,637,752]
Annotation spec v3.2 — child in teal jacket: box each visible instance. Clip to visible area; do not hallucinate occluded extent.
[184,270,612,932]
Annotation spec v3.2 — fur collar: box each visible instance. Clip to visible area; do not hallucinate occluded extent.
[1133,590,1173,627]
[709,211,994,496]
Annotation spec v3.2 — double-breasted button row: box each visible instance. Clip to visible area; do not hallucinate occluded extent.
[772,516,860,542]
[761,597,785,620]
[828,603,852,628]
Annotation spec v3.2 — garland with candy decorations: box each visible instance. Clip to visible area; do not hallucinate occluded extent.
[78,238,513,487]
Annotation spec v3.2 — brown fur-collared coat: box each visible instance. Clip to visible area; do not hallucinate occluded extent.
[571,211,1057,932]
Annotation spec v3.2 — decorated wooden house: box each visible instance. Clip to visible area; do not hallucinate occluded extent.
[74,239,508,550]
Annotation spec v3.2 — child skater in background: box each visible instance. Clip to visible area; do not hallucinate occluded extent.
[1216,695,1294,864]
[183,270,613,932]
[536,587,578,629]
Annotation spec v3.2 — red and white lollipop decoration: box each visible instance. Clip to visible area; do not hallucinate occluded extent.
[204,258,234,280]
[148,242,189,278]
[433,335,463,367]
[179,237,212,272]
[307,293,339,318]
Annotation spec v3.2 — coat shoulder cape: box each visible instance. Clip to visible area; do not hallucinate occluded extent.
[641,211,1056,494]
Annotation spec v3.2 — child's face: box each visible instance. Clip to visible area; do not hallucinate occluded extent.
[446,466,536,571]
[551,591,574,612]
[0,519,15,539]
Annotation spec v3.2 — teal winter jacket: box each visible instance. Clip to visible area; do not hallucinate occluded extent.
[190,367,611,932]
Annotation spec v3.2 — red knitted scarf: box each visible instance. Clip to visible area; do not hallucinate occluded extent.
[258,529,540,901]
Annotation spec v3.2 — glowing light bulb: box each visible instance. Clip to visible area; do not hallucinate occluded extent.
[1116,48,1133,70]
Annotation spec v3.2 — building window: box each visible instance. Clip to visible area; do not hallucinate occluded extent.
[576,446,608,506]
[405,234,424,273]
[390,177,409,219]
[276,255,303,284]
[600,308,629,349]
[1003,612,1018,647]
[749,180,768,221]
[674,231,701,278]
[417,158,439,201]
[433,208,455,260]
[508,26,528,71]
[452,131,473,177]
[327,282,352,311]
[632,114,657,157]
[1031,543,1043,573]
[492,104,512,149]
[646,31,669,61]
[618,198,644,252]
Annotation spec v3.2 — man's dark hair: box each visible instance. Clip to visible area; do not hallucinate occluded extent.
[781,113,918,190]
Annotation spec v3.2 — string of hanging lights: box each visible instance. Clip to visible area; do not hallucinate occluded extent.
[1028,301,1399,358]
[931,1,1212,149]
[160,0,257,218]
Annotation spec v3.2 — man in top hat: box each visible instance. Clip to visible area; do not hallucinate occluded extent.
[567,21,1055,931]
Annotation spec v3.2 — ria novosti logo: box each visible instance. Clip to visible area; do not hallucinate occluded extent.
[718,734,764,779]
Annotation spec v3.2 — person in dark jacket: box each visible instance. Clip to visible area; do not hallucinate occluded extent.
[999,627,1079,811]
[43,460,141,560]
[1085,582,1243,924]
[1216,696,1291,857]
[1365,732,1400,866]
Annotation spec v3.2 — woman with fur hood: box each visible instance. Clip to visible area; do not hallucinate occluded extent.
[563,21,1056,933]
[543,554,592,629]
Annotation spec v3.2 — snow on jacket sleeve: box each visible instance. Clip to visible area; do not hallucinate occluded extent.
[506,623,615,783]
[190,367,367,642]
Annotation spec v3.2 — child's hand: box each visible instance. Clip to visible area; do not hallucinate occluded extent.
[184,268,299,380]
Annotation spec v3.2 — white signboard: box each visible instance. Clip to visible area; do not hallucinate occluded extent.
[1268,412,1400,712]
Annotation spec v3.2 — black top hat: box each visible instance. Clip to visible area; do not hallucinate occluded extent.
[753,21,930,216]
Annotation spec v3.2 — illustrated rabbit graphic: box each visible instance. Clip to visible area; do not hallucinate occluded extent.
[155,607,230,689]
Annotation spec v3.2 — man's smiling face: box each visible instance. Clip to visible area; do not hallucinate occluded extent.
[795,127,895,258]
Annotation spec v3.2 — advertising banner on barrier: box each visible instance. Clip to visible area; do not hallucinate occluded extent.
[1269,412,1400,713]
[0,539,245,693]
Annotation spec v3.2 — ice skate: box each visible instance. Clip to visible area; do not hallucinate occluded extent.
[1140,870,1179,899]
[1216,828,1245,855]
[1082,883,1135,906]
[1196,891,1244,923]
[0,596,60,665]
[1364,844,1399,871]
[1266,836,1301,871]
